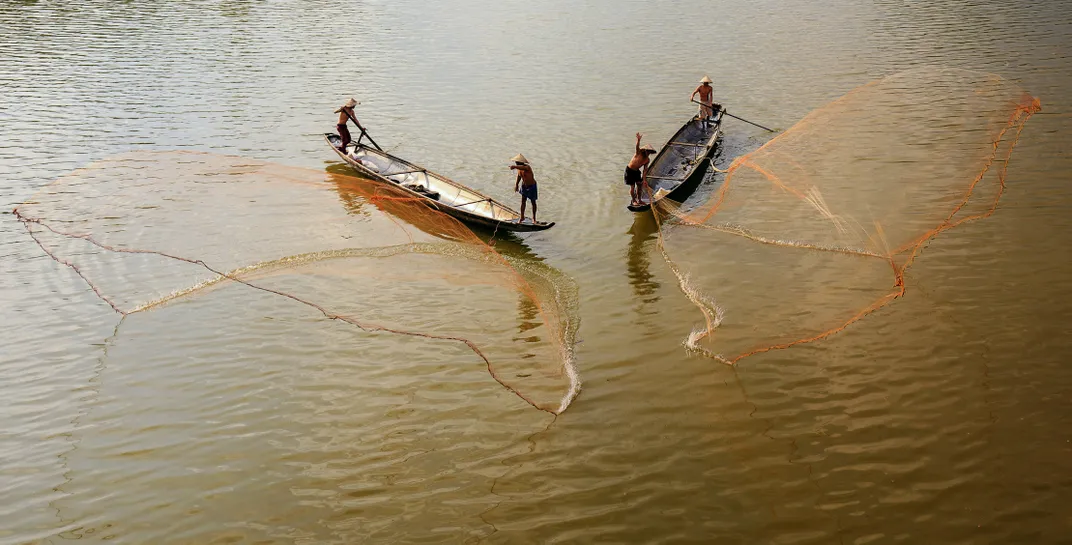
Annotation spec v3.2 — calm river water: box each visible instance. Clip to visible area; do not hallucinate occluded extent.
[3,0,1071,543]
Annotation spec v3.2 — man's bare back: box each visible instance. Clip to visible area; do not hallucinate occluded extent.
[510,155,538,222]
[512,163,536,187]
[337,108,353,125]
[628,150,651,170]
[626,132,656,205]
[629,132,656,170]
[333,98,364,151]
[337,105,363,129]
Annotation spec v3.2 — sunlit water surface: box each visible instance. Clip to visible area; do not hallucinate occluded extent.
[2,0,1071,543]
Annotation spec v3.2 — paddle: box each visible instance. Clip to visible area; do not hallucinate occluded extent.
[343,109,384,151]
[453,197,492,208]
[691,100,777,133]
[356,128,384,151]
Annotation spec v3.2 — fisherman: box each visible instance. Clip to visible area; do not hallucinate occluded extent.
[690,76,716,127]
[334,98,365,151]
[626,132,657,206]
[510,154,538,223]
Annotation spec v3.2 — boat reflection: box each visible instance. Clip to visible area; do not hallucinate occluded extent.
[627,212,661,304]
[516,296,541,335]
[327,161,369,217]
[327,160,556,342]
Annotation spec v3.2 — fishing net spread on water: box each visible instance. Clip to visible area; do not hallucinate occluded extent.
[653,68,1040,364]
[15,151,580,414]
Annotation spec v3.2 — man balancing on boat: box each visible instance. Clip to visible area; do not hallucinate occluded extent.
[690,76,720,128]
[333,98,366,151]
[510,154,539,223]
[626,132,657,206]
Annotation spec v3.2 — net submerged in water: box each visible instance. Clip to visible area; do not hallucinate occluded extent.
[654,68,1041,364]
[15,151,580,414]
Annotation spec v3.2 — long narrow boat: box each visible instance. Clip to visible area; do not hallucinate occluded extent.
[627,106,724,212]
[325,134,555,232]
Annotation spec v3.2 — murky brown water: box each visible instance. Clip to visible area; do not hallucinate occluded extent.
[3,1,1071,543]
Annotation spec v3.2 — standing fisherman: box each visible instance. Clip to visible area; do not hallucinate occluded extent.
[690,76,716,127]
[626,132,657,206]
[510,154,539,223]
[334,98,365,151]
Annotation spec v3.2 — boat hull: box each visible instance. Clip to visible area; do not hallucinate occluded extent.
[325,134,554,233]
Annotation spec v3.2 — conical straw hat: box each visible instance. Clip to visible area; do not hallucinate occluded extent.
[511,153,529,164]
[640,144,657,153]
[700,76,712,84]
[335,98,360,113]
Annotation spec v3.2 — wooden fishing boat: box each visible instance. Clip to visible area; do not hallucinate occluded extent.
[325,134,555,232]
[627,106,724,212]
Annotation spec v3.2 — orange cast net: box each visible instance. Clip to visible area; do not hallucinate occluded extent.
[14,151,580,414]
[652,68,1041,364]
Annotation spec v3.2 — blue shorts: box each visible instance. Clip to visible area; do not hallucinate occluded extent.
[520,184,538,201]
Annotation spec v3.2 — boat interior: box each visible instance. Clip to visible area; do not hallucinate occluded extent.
[645,113,722,198]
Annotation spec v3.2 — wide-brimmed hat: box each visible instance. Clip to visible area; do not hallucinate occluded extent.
[700,75,712,84]
[640,144,657,153]
[344,98,359,108]
[511,153,529,164]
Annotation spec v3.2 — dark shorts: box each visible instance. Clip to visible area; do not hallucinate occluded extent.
[625,167,642,185]
[337,123,351,146]
[520,184,538,201]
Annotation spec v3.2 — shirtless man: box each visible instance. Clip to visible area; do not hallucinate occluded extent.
[510,154,538,223]
[626,132,657,205]
[690,76,715,127]
[333,98,365,151]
